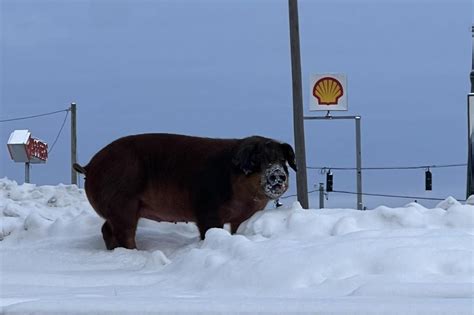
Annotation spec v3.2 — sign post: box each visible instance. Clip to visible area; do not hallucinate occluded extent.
[305,73,364,210]
[25,162,30,183]
[7,130,48,183]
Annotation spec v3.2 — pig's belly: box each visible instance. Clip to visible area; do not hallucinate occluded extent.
[139,188,196,223]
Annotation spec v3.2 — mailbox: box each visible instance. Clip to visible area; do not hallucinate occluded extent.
[7,130,48,163]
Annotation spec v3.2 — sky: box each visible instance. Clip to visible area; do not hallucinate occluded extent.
[0,0,473,209]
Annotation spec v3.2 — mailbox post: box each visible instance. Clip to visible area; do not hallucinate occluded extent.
[25,162,30,183]
[7,130,48,183]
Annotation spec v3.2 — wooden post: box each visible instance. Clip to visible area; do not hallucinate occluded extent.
[70,102,77,185]
[288,0,309,209]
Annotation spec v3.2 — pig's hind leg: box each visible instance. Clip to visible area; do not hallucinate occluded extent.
[101,197,140,250]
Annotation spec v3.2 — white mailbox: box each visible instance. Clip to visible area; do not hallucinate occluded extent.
[7,130,48,163]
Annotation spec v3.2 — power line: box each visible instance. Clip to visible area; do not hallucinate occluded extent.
[281,189,318,199]
[1,107,70,155]
[0,109,69,123]
[308,163,466,171]
[331,190,466,202]
[280,189,465,202]
[48,110,70,154]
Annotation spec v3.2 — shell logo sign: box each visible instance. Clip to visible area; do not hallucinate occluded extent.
[313,77,343,105]
[310,73,348,111]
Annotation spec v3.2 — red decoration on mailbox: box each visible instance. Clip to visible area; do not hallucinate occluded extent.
[7,130,48,163]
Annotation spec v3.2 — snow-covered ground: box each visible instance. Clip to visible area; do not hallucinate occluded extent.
[1,178,473,314]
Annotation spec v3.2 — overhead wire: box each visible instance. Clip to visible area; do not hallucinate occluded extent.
[280,189,318,200]
[295,164,467,203]
[307,164,466,171]
[0,108,69,123]
[48,110,70,154]
[1,107,71,156]
[331,190,466,202]
[280,189,465,202]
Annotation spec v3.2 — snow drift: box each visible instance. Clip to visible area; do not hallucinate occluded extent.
[1,178,473,314]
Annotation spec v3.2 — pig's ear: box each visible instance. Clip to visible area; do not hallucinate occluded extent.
[281,143,297,172]
[232,137,263,175]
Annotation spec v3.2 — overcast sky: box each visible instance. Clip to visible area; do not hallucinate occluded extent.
[1,0,472,209]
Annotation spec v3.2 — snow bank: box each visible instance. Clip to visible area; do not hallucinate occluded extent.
[1,178,473,314]
[0,178,94,240]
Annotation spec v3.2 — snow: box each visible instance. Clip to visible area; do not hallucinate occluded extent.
[1,178,473,314]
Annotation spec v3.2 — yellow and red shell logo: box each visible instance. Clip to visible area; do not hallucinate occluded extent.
[313,77,344,105]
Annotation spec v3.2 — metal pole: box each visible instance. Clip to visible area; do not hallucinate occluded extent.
[304,114,363,210]
[305,115,360,120]
[467,26,474,199]
[355,116,363,210]
[25,162,30,183]
[319,183,324,209]
[288,0,309,209]
[70,102,77,185]
[468,94,474,198]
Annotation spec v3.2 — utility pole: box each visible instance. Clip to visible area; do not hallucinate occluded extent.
[288,0,309,209]
[70,102,77,185]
